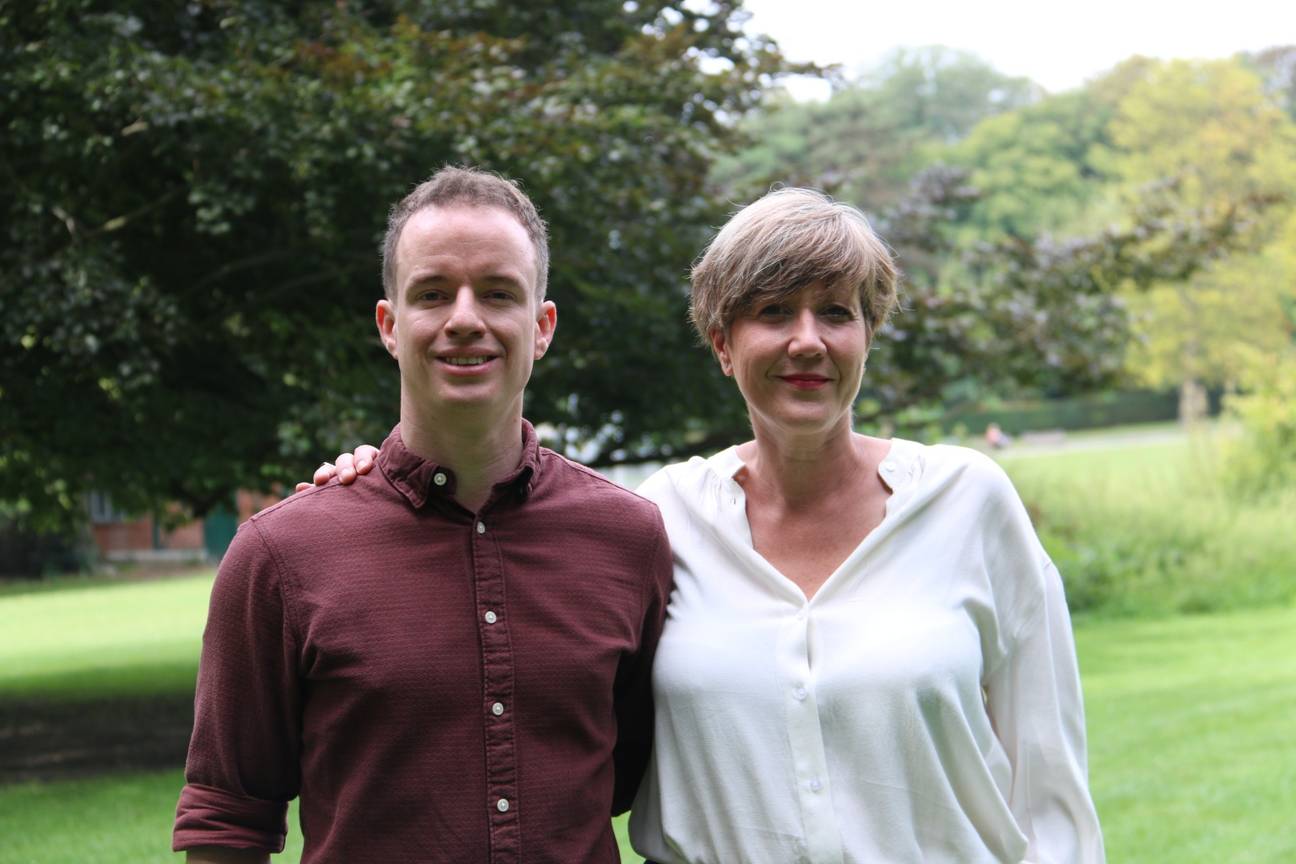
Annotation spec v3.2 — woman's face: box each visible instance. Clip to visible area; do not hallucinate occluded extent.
[710,280,869,442]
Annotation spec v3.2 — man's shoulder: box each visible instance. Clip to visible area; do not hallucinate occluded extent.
[243,475,398,539]
[536,447,663,525]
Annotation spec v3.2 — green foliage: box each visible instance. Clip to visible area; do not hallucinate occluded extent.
[0,0,788,529]
[947,87,1116,239]
[1102,59,1296,414]
[712,46,1038,213]
[938,390,1180,437]
[1004,436,1296,615]
[1223,365,1296,496]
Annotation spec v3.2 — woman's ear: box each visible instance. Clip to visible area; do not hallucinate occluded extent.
[709,327,734,377]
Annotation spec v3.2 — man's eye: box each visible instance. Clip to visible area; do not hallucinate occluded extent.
[823,305,855,319]
[756,304,789,318]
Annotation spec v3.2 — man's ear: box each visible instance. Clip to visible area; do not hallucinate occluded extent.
[376,299,398,358]
[533,300,557,360]
[709,327,734,376]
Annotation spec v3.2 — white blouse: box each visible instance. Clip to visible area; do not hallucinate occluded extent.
[629,440,1104,864]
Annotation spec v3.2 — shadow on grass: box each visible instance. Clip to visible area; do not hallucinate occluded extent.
[0,691,193,784]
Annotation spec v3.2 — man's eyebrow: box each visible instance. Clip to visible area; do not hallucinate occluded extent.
[405,270,451,288]
[479,273,524,288]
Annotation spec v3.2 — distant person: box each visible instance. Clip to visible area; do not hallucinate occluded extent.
[173,167,672,863]
[985,421,1012,449]
[315,188,1105,862]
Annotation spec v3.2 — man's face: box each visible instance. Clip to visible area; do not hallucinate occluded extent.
[377,205,556,426]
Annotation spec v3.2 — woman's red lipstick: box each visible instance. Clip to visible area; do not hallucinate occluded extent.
[779,374,830,390]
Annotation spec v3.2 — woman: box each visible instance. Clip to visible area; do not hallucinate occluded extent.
[313,188,1104,862]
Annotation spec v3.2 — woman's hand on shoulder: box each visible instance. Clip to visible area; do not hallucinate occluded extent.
[294,444,380,493]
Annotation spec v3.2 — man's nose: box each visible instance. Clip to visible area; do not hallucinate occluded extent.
[445,287,486,335]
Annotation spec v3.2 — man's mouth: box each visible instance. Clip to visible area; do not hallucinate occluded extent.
[442,356,492,366]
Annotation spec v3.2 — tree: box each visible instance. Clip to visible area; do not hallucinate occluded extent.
[850,165,1268,424]
[1,0,788,530]
[1102,58,1296,420]
[711,46,1039,214]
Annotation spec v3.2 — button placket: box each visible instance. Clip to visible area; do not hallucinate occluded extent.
[473,513,519,861]
[776,606,845,864]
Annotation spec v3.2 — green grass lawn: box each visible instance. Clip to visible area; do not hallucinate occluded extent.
[0,574,211,698]
[3,588,1294,861]
[0,768,641,863]
[2,425,1293,862]
[1076,605,1296,863]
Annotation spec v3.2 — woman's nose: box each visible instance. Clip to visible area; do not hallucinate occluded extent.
[787,308,825,355]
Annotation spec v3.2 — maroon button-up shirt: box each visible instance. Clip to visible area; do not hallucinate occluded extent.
[174,422,673,863]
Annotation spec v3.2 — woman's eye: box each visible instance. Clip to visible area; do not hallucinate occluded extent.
[823,305,855,319]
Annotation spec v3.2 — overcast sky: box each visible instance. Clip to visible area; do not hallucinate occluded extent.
[741,0,1296,97]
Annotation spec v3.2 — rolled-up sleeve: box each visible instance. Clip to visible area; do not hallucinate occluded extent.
[985,559,1106,864]
[173,520,302,853]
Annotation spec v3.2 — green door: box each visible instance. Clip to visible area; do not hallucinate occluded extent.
[203,500,238,562]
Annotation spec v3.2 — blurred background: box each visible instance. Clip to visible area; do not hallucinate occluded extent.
[1,1,1294,861]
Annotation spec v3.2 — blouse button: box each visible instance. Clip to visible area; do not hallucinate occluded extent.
[433,471,447,486]
[484,610,498,624]
[809,777,823,792]
[476,521,486,534]
[491,702,505,716]
[496,798,510,812]
[793,686,808,701]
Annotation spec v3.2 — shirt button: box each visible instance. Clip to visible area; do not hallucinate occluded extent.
[433,471,447,486]
[809,777,823,792]
[881,460,896,472]
[793,686,808,701]
[484,610,498,624]
[795,609,807,621]
[496,797,510,812]
[491,702,504,716]
[476,521,486,534]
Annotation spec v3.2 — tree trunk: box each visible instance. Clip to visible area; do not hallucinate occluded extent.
[1179,377,1208,425]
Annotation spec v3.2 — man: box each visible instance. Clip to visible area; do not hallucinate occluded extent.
[173,167,674,863]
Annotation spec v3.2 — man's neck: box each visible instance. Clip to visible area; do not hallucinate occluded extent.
[399,403,525,513]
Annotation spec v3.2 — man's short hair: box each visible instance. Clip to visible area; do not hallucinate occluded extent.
[689,188,899,346]
[382,166,550,301]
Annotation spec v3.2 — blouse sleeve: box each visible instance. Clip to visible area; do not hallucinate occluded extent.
[983,557,1106,863]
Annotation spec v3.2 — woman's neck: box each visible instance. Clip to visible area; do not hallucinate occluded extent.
[737,424,882,507]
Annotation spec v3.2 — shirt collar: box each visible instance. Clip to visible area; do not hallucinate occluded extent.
[377,421,541,510]
[707,437,921,491]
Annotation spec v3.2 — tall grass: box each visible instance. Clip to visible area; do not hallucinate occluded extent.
[1001,433,1296,615]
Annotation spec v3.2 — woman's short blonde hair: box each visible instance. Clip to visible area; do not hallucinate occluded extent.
[690,188,899,345]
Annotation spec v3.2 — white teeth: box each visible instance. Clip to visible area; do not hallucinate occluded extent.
[444,356,489,366]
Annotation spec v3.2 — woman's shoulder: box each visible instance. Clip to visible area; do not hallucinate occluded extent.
[638,446,742,506]
[889,438,1019,503]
